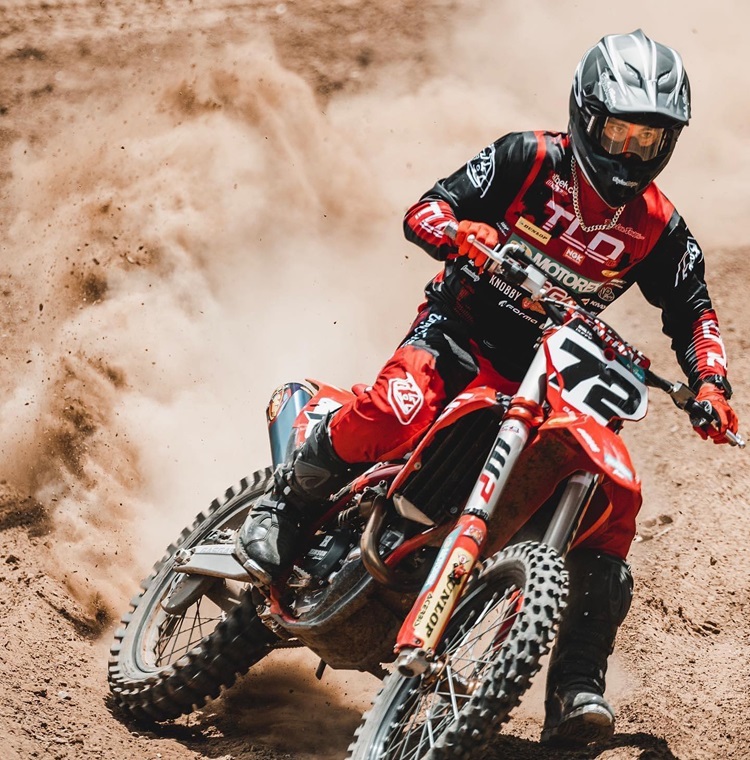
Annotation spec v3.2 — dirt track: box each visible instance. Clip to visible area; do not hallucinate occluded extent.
[1,2,749,759]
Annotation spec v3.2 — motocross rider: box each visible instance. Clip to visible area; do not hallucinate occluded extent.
[235,30,739,746]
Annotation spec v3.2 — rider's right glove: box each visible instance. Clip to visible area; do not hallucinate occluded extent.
[451,220,499,273]
[692,382,739,445]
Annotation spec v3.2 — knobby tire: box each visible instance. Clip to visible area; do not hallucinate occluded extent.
[108,468,281,722]
[347,541,567,760]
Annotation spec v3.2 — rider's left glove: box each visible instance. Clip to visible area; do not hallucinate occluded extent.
[692,382,739,445]
[452,220,499,273]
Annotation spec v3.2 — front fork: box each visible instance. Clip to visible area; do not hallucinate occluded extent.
[394,350,547,676]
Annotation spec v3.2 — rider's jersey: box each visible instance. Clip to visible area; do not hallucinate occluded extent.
[404,130,730,389]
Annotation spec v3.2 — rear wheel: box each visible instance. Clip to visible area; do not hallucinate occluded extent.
[108,469,284,721]
[347,541,567,759]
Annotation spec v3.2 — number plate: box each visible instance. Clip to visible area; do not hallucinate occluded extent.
[545,322,648,425]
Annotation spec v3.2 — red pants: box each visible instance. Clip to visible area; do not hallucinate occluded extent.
[328,304,639,559]
[330,305,518,462]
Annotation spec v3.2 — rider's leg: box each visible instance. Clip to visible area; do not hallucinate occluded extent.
[235,306,484,585]
[541,548,633,746]
[235,416,353,584]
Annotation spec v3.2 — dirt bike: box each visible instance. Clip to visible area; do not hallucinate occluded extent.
[108,222,744,758]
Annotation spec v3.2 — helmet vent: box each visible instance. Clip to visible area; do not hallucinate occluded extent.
[657,69,678,90]
[622,64,643,87]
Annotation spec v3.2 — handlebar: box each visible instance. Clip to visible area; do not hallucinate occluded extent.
[444,220,548,296]
[444,219,746,449]
[648,372,746,448]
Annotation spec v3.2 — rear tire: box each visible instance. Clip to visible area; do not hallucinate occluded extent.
[108,469,283,721]
[347,541,567,759]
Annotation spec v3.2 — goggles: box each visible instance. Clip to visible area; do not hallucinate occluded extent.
[595,117,666,161]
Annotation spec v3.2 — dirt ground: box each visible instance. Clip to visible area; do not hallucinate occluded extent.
[2,2,750,759]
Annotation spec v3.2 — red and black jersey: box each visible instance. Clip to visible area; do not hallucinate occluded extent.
[404,130,730,391]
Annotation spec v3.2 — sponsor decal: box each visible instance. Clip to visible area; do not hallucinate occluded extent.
[545,173,572,194]
[700,317,728,370]
[515,216,551,245]
[460,264,481,282]
[675,237,704,285]
[403,312,447,347]
[543,199,625,264]
[498,298,542,323]
[465,525,485,547]
[413,549,470,645]
[488,274,522,301]
[573,322,594,340]
[613,224,645,241]
[466,145,496,198]
[388,372,424,425]
[500,419,525,436]
[584,299,609,312]
[597,286,616,302]
[267,385,289,422]
[478,437,512,503]
[563,247,585,265]
[414,201,453,245]
[599,69,618,108]
[525,248,602,294]
[522,296,547,315]
[413,592,432,628]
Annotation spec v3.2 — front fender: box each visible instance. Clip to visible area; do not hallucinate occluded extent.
[540,412,639,492]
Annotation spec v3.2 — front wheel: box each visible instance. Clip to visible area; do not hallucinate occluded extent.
[108,468,284,722]
[348,541,567,759]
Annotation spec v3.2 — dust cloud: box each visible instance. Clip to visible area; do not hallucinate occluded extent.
[0,0,747,750]
[1,35,403,608]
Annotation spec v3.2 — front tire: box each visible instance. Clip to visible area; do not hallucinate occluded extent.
[108,468,283,722]
[348,541,567,759]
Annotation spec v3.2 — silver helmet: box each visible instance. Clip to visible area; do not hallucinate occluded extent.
[569,29,691,207]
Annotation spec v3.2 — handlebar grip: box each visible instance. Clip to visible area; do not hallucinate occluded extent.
[687,398,745,448]
[726,430,746,448]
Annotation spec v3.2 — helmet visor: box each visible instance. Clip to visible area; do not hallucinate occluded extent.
[597,117,666,161]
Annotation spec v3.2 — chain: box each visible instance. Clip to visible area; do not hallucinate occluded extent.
[571,155,625,233]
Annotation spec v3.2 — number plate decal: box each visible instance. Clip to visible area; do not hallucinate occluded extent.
[545,324,648,424]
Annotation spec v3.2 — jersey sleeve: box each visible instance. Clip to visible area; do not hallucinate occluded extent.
[635,212,731,393]
[402,132,539,260]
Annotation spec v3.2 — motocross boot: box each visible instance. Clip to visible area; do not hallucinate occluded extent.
[234,419,353,585]
[541,549,633,747]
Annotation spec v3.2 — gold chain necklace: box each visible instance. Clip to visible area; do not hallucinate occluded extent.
[571,155,625,233]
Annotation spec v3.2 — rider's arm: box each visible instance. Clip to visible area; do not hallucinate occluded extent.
[636,213,732,396]
[402,132,539,260]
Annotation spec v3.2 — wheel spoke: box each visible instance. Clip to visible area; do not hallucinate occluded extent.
[109,470,280,722]
[354,545,567,759]
[148,586,234,668]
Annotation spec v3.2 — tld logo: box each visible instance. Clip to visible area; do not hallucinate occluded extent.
[542,199,625,265]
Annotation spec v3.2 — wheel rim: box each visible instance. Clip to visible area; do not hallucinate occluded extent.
[139,579,246,669]
[128,505,252,675]
[378,584,524,758]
